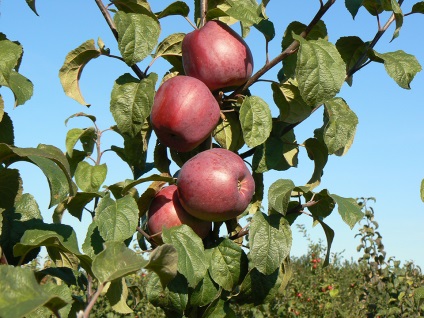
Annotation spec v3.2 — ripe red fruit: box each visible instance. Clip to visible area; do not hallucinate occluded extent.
[177,148,255,222]
[151,75,221,152]
[327,285,334,290]
[182,20,254,91]
[147,185,212,244]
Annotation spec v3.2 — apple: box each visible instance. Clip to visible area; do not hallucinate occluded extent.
[151,75,221,152]
[182,20,254,91]
[177,148,255,222]
[147,185,212,244]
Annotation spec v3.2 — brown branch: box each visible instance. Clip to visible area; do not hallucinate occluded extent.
[83,282,106,318]
[200,0,208,27]
[93,0,146,79]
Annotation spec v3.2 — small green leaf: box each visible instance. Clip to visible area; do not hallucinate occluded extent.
[65,127,97,158]
[95,194,138,242]
[202,297,237,318]
[121,174,175,195]
[254,19,275,42]
[110,73,158,138]
[0,112,14,145]
[105,278,133,314]
[66,192,105,221]
[213,112,244,152]
[304,138,328,189]
[154,32,185,59]
[293,34,346,107]
[0,36,22,86]
[25,0,39,15]
[315,219,334,266]
[336,36,368,74]
[64,112,96,126]
[146,272,188,315]
[162,225,208,288]
[156,1,190,18]
[209,238,244,291]
[249,212,292,275]
[239,96,272,148]
[330,194,364,229]
[113,0,155,15]
[92,241,148,284]
[304,189,336,219]
[345,0,363,18]
[222,0,263,25]
[272,79,312,124]
[6,70,34,107]
[315,98,358,156]
[58,39,101,106]
[74,161,107,193]
[114,11,160,65]
[373,50,422,89]
[0,266,69,318]
[412,2,424,14]
[388,0,403,41]
[268,179,295,215]
[153,140,171,174]
[145,244,178,288]
[238,267,281,305]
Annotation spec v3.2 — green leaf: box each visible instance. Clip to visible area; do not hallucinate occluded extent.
[153,140,171,174]
[6,70,34,106]
[304,189,336,219]
[58,39,101,106]
[202,297,237,318]
[189,271,220,307]
[209,238,244,291]
[0,168,22,210]
[154,32,185,59]
[0,266,69,318]
[272,79,312,124]
[110,73,157,138]
[0,193,42,265]
[82,221,105,259]
[0,112,14,145]
[412,2,424,14]
[65,127,96,157]
[146,272,188,315]
[293,34,346,107]
[162,225,208,288]
[145,244,178,288]
[268,179,295,215]
[221,0,263,25]
[373,50,422,89]
[105,278,133,314]
[66,191,104,220]
[330,194,364,229]
[27,155,70,208]
[237,267,281,305]
[246,172,264,215]
[0,35,22,86]
[0,94,4,121]
[121,174,175,195]
[92,241,148,284]
[362,0,384,15]
[249,212,292,275]
[13,222,92,275]
[315,98,358,156]
[254,19,275,42]
[388,0,403,41]
[25,0,39,15]
[304,138,328,189]
[345,0,363,18]
[239,96,272,148]
[156,1,190,18]
[114,11,160,65]
[74,161,107,193]
[64,112,97,126]
[315,219,335,267]
[213,112,244,152]
[421,179,424,202]
[113,0,155,15]
[95,194,139,242]
[336,36,368,75]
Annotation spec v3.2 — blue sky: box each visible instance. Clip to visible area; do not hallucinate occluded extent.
[1,1,423,268]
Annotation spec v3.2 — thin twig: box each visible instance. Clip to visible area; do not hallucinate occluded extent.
[200,0,208,27]
[83,282,106,318]
[93,0,146,79]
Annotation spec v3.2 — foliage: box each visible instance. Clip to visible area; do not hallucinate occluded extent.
[1,1,424,317]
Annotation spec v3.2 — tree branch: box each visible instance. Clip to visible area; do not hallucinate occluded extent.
[82,282,106,318]
[200,0,208,27]
[93,0,146,79]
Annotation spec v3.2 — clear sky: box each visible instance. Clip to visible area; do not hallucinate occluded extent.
[1,1,423,268]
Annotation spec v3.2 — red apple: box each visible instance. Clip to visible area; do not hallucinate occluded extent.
[147,185,212,244]
[151,75,221,152]
[177,148,255,222]
[182,20,254,91]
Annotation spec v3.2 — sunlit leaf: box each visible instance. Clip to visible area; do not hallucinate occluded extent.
[74,161,107,193]
[330,194,364,229]
[58,40,101,106]
[156,1,190,18]
[213,112,244,152]
[145,244,178,288]
[249,212,292,275]
[268,179,295,215]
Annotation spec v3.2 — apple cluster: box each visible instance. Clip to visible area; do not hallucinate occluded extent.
[148,20,256,243]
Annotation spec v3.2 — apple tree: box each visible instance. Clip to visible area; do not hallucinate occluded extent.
[0,0,423,317]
